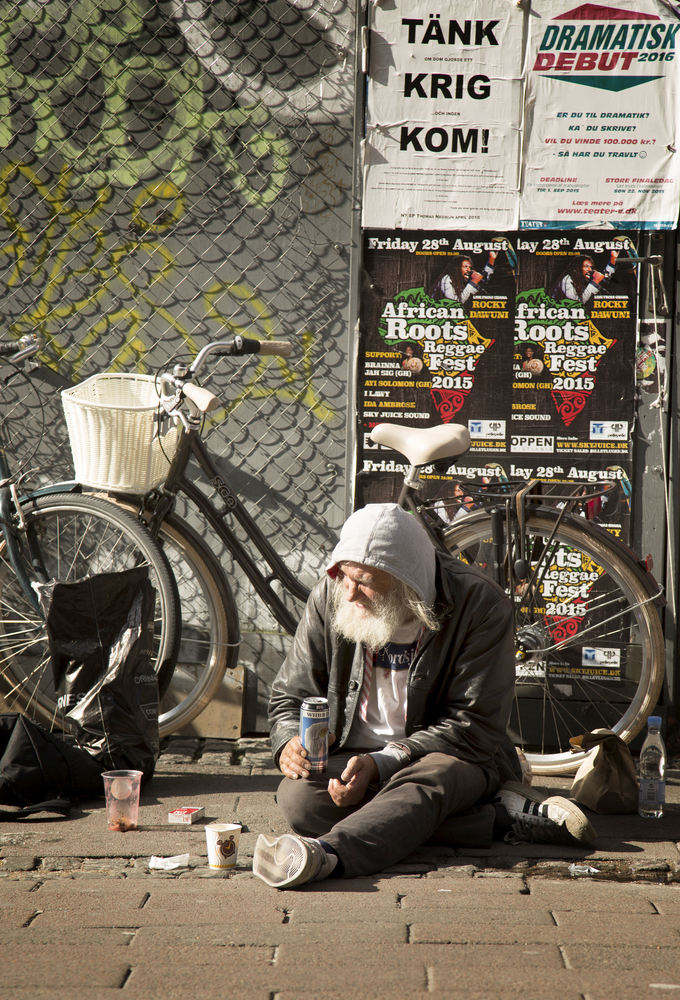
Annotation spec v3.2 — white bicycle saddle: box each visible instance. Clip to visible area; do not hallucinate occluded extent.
[369,422,470,466]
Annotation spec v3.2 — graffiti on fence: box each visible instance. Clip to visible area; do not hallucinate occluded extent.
[0,1,291,199]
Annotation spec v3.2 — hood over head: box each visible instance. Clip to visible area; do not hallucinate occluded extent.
[326,503,436,606]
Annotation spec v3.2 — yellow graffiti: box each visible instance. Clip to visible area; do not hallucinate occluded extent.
[204,283,336,425]
[0,165,334,422]
[0,1,290,201]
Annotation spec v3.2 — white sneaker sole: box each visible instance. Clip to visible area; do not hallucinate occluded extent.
[253,833,313,888]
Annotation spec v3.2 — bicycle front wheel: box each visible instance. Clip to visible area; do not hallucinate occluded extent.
[0,493,180,727]
[442,506,665,775]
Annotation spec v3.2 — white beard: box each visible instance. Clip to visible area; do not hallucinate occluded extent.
[330,580,409,650]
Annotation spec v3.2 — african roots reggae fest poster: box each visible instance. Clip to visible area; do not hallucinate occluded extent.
[357,229,637,545]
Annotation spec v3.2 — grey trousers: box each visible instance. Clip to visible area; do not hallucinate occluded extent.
[276,750,496,878]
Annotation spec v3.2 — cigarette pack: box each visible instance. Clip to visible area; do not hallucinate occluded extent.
[168,806,205,825]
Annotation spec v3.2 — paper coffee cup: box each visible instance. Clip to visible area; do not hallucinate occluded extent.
[205,823,241,869]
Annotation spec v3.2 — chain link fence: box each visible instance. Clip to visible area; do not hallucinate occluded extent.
[0,0,356,730]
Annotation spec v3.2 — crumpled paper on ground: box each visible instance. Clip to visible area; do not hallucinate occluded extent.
[148,854,190,870]
[568,864,600,876]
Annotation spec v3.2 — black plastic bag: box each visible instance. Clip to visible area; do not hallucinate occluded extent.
[0,713,104,812]
[38,566,160,781]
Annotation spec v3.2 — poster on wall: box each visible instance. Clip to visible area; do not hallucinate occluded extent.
[511,232,637,461]
[359,230,516,450]
[363,1,524,230]
[357,229,638,543]
[521,0,680,229]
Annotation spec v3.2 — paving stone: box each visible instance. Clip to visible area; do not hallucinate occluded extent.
[631,862,672,873]
[41,857,84,871]
[124,952,279,995]
[80,857,130,872]
[155,755,199,769]
[4,927,135,946]
[398,884,530,909]
[416,942,566,982]
[202,739,238,753]
[409,917,680,947]
[409,907,556,938]
[526,882,669,912]
[0,834,31,846]
[427,864,478,878]
[1,948,132,988]
[241,753,276,768]
[563,973,680,1000]
[273,941,427,990]
[474,871,525,879]
[0,881,41,898]
[196,753,238,769]
[177,869,233,879]
[0,908,46,929]
[274,994,433,1000]
[0,856,39,872]
[236,737,271,752]
[563,944,680,972]
[0,991,141,1000]
[402,876,528,893]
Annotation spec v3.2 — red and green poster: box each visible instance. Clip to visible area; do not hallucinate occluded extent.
[357,228,638,545]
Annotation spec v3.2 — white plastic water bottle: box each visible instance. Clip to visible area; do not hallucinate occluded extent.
[638,716,666,819]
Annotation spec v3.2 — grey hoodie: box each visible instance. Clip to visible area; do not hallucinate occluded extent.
[326,503,436,606]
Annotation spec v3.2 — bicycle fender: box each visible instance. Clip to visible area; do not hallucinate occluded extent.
[19,481,82,503]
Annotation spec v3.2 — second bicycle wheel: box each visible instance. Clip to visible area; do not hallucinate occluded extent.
[0,493,180,728]
[134,511,241,736]
[442,506,665,775]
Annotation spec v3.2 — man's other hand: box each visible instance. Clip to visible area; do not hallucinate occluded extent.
[328,754,378,807]
[279,734,336,779]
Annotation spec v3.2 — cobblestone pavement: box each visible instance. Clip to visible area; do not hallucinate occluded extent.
[1,737,679,999]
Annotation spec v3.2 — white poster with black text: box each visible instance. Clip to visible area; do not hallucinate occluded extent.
[363,0,523,230]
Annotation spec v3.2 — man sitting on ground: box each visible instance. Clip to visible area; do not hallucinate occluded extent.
[253,504,595,888]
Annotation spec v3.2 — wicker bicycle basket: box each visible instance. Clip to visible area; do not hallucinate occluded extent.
[61,373,180,492]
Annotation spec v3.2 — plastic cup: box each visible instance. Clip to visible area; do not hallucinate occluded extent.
[102,770,143,832]
[205,823,241,869]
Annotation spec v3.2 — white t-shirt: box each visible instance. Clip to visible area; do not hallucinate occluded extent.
[346,619,422,749]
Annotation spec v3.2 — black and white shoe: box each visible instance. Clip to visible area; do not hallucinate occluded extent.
[493,780,597,847]
[253,834,338,888]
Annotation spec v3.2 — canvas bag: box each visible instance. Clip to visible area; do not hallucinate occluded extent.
[0,713,105,818]
[37,566,160,782]
[570,728,638,814]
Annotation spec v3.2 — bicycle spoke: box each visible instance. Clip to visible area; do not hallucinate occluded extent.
[443,506,664,772]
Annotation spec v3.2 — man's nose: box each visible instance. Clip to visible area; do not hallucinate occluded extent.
[345,579,360,601]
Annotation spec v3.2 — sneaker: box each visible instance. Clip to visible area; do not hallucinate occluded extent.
[493,780,596,847]
[253,834,338,888]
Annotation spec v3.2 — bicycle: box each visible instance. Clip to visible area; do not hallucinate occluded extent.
[0,338,665,773]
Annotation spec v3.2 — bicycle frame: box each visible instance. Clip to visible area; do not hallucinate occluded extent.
[136,425,310,636]
[0,345,52,617]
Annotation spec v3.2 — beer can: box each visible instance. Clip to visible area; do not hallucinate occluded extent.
[299,697,330,773]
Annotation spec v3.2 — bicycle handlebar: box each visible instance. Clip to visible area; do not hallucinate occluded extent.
[0,334,42,363]
[158,336,294,420]
[189,336,292,378]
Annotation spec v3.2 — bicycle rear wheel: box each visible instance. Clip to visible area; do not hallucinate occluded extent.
[0,493,180,727]
[441,506,665,775]
[132,511,241,736]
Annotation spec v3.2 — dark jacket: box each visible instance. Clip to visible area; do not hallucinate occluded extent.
[269,549,517,794]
